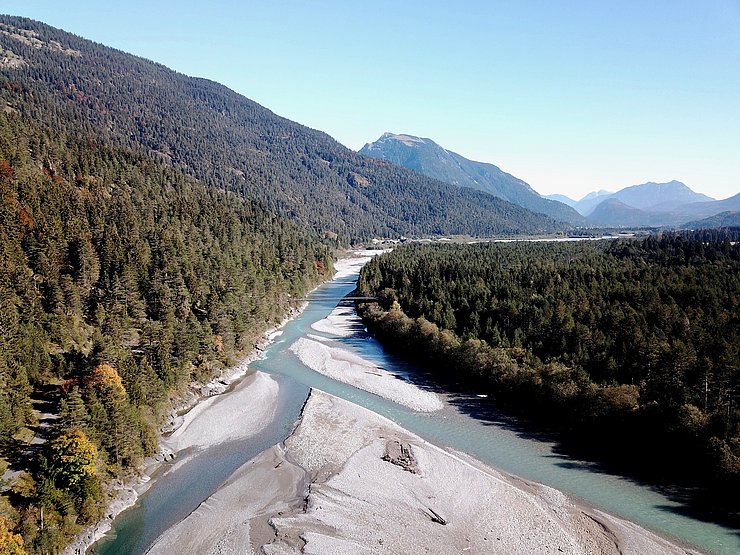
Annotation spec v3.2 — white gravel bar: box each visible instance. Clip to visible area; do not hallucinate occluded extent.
[290,336,444,412]
[149,389,702,555]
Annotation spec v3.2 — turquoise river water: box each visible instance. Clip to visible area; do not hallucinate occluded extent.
[93,266,738,554]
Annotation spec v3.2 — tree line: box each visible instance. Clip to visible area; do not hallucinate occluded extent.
[357,233,740,517]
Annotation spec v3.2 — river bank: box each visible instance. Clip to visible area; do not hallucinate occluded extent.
[147,384,701,554]
[62,328,290,555]
[65,253,378,555]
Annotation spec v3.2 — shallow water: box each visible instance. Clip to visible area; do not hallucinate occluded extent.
[91,374,309,555]
[93,265,738,555]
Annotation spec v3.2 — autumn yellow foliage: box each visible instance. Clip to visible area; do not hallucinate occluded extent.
[49,429,98,488]
[84,363,127,398]
[0,515,25,555]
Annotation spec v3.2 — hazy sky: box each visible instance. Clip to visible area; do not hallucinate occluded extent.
[3,1,739,200]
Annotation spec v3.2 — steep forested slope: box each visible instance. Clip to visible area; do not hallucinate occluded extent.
[0,16,564,242]
[357,234,740,515]
[0,110,332,552]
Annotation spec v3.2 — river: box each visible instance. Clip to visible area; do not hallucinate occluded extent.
[93,260,737,555]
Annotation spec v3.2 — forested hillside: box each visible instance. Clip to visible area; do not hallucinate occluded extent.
[357,233,740,515]
[0,16,565,242]
[0,109,333,552]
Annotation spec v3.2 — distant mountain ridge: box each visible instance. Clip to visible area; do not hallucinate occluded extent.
[360,133,586,225]
[543,193,577,207]
[574,190,616,216]
[572,181,714,217]
[608,180,714,211]
[587,198,658,227]
[553,180,739,227]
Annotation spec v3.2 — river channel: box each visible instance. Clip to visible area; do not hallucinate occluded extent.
[93,260,737,554]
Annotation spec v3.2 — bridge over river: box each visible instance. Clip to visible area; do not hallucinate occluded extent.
[291,296,378,302]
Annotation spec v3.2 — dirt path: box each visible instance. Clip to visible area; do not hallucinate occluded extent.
[1,388,59,488]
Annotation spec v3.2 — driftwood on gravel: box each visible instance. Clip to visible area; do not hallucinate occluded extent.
[425,507,448,525]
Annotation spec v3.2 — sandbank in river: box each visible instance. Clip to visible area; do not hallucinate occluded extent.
[147,374,700,555]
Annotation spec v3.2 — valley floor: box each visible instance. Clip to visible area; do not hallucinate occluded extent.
[73,255,708,555]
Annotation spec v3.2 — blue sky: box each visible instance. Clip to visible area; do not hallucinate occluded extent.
[3,1,739,200]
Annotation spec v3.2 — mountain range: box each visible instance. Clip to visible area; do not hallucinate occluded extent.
[546,181,715,216]
[545,181,739,227]
[359,134,739,229]
[360,133,586,225]
[0,17,565,242]
[6,12,728,236]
